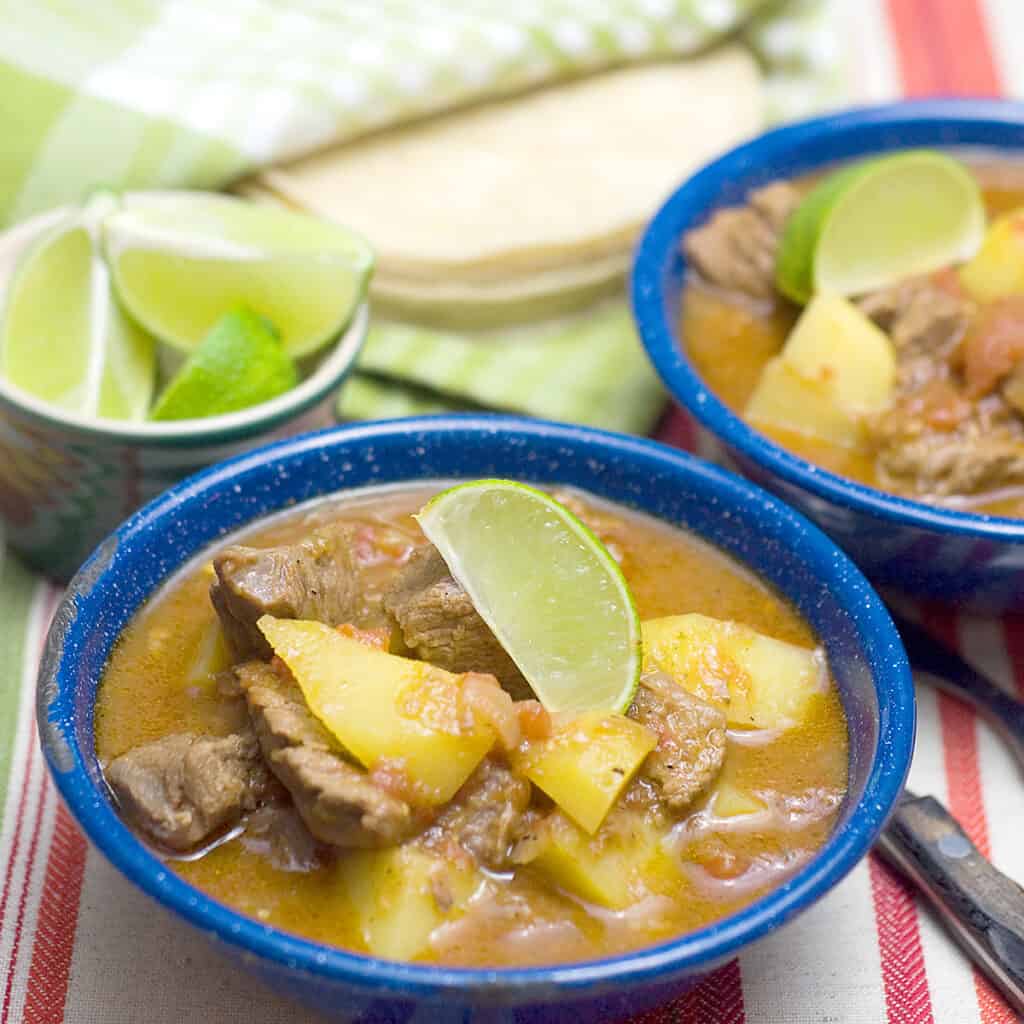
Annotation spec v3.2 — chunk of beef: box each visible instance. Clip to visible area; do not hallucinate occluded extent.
[629,672,727,813]
[855,277,1024,498]
[236,661,414,847]
[106,731,270,851]
[384,545,532,700]
[857,275,971,375]
[874,406,1024,497]
[211,524,363,659]
[683,182,800,300]
[423,759,533,870]
[241,804,321,872]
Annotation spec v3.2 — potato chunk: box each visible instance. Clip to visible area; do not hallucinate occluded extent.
[511,713,655,834]
[184,620,231,687]
[339,845,479,961]
[745,292,895,448]
[746,356,866,449]
[524,811,679,910]
[710,780,767,819]
[641,613,825,730]
[258,616,495,804]
[960,207,1024,302]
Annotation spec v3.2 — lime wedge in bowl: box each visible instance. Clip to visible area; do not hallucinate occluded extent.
[104,193,373,358]
[0,195,155,420]
[151,306,297,420]
[416,480,641,714]
[776,149,985,304]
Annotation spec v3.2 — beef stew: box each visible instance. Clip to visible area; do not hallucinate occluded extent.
[96,483,848,966]
[682,158,1024,516]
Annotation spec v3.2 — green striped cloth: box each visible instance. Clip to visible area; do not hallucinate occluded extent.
[0,0,841,432]
[342,305,668,434]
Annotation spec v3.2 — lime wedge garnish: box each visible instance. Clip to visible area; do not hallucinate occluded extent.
[1,195,155,420]
[776,150,985,304]
[103,193,373,358]
[150,306,297,420]
[416,480,641,714]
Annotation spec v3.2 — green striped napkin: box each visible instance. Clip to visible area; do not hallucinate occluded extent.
[342,304,665,433]
[0,0,842,431]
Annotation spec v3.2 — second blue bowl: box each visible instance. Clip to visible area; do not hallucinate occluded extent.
[633,99,1024,611]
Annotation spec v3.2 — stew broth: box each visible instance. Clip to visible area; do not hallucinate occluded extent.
[97,484,848,966]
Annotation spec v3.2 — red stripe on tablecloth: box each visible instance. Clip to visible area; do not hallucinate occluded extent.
[867,854,934,1024]
[0,732,37,961]
[22,801,87,1024]
[932,0,1002,96]
[0,588,53,939]
[634,960,745,1024]
[885,0,940,96]
[886,0,1001,96]
[1,773,49,1023]
[922,610,1016,1024]
[1,587,62,1024]
[654,403,697,454]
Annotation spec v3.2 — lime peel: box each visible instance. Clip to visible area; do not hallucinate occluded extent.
[0,195,156,420]
[416,480,642,715]
[104,192,374,357]
[150,306,297,421]
[776,149,986,304]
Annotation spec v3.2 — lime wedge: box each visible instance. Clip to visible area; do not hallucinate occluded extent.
[150,306,297,420]
[103,193,373,357]
[776,150,985,304]
[0,196,155,420]
[416,481,641,714]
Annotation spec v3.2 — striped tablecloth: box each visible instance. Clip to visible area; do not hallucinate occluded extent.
[4,1,1024,1022]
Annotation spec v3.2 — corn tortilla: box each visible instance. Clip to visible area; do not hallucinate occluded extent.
[250,49,763,284]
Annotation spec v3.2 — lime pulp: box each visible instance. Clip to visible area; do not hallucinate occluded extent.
[416,480,642,714]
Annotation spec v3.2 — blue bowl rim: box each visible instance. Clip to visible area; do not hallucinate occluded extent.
[632,97,1024,542]
[38,414,914,1002]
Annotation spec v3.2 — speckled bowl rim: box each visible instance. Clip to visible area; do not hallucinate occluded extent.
[0,202,369,445]
[38,415,914,1005]
[632,98,1024,543]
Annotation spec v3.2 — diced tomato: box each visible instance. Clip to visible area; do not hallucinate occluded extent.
[368,757,431,809]
[516,700,552,742]
[460,673,520,751]
[962,296,1024,398]
[930,266,968,300]
[335,623,390,650]
[900,376,972,430]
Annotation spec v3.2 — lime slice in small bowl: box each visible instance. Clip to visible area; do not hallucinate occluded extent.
[104,192,374,358]
[1,193,155,420]
[776,149,985,304]
[150,306,297,421]
[416,480,642,714]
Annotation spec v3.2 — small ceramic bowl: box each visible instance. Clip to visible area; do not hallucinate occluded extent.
[38,416,914,1023]
[0,203,368,580]
[632,99,1024,611]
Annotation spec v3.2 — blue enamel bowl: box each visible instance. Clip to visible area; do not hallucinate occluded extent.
[633,99,1024,611]
[37,416,913,1022]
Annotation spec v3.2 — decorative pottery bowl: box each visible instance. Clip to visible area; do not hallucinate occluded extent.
[37,416,914,1023]
[0,205,368,580]
[632,99,1024,611]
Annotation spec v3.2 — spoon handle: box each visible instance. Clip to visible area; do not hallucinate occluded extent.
[876,791,1024,1017]
[889,611,1024,772]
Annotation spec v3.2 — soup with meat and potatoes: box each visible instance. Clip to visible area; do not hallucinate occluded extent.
[682,156,1024,517]
[96,483,848,967]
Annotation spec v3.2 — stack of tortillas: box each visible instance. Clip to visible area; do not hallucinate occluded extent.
[242,47,762,328]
